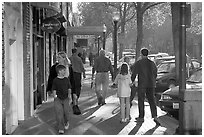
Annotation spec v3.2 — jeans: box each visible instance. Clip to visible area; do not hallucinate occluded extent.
[119,97,130,120]
[54,97,70,130]
[95,72,109,103]
[138,87,157,118]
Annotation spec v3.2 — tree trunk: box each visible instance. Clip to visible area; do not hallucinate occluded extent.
[119,22,125,59]
[171,2,180,80]
[119,3,127,59]
[136,3,143,60]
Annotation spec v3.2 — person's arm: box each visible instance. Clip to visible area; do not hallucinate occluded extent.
[93,58,97,74]
[113,75,118,85]
[68,89,72,104]
[131,62,138,82]
[52,78,57,98]
[108,59,114,81]
[79,58,86,78]
[46,64,57,92]
[53,90,57,98]
[152,62,157,78]
[128,75,133,87]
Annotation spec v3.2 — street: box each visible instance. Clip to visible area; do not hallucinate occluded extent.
[12,65,179,135]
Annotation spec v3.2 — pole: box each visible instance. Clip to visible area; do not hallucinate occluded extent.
[97,37,100,55]
[103,32,105,50]
[179,2,186,134]
[113,20,118,79]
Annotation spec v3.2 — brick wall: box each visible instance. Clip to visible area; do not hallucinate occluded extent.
[22,2,31,119]
[2,3,6,135]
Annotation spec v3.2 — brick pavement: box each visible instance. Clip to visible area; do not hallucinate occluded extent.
[12,65,179,135]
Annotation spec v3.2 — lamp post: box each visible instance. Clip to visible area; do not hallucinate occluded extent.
[113,11,120,79]
[97,36,101,55]
[103,24,107,50]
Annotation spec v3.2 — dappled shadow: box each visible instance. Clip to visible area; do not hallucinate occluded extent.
[128,122,143,135]
[157,114,178,128]
[81,105,101,118]
[83,113,130,135]
[144,124,160,135]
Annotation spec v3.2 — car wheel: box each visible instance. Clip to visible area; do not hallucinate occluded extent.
[168,80,176,88]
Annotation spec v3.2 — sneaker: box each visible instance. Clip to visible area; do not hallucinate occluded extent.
[59,130,64,134]
[120,119,126,123]
[101,101,106,105]
[135,117,144,122]
[65,122,69,130]
[125,118,130,122]
[153,117,161,125]
[98,96,103,106]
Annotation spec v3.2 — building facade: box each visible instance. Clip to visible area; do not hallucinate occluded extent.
[2,2,74,134]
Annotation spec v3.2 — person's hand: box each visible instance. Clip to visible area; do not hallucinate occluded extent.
[111,76,114,82]
[111,83,117,88]
[68,96,72,105]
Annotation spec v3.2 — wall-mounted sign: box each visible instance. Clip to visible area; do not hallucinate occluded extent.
[41,17,61,33]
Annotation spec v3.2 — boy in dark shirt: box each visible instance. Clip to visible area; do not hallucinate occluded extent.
[52,65,72,134]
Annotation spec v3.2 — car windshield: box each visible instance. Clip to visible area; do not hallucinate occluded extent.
[187,69,202,83]
[157,62,175,73]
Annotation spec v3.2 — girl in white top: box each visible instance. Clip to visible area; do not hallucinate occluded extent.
[114,63,133,123]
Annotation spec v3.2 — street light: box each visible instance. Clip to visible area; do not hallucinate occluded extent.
[97,36,101,55]
[113,11,120,79]
[103,24,107,50]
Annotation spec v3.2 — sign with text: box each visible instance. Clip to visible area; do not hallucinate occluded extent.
[41,17,61,33]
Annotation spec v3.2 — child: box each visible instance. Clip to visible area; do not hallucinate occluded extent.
[52,65,72,134]
[114,63,133,123]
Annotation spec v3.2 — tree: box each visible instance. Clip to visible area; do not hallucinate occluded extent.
[133,2,165,59]
[104,2,136,58]
[78,2,136,58]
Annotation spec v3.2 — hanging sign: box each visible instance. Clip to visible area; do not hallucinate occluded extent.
[41,17,61,33]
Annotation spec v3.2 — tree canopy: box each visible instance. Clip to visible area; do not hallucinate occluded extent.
[76,2,202,59]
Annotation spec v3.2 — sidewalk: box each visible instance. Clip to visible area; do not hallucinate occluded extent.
[12,65,179,135]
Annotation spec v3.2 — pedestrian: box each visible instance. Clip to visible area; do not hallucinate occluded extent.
[129,56,141,107]
[113,63,133,123]
[93,49,114,105]
[131,48,160,125]
[88,52,93,66]
[46,51,70,97]
[78,52,83,61]
[82,49,87,64]
[69,48,86,115]
[52,64,72,134]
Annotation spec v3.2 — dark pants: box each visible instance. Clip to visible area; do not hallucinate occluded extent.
[54,97,70,130]
[130,85,138,105]
[69,66,82,99]
[138,87,157,118]
[70,71,82,98]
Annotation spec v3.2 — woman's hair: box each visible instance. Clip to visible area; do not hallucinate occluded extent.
[120,63,128,75]
[58,51,70,65]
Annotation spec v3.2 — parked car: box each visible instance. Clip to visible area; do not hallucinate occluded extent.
[159,67,202,118]
[154,59,198,103]
[118,54,135,66]
[148,53,169,62]
[123,49,135,56]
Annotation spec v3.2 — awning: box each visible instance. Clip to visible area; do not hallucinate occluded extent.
[30,2,60,14]
[56,24,66,36]
[67,26,105,35]
[52,13,66,23]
